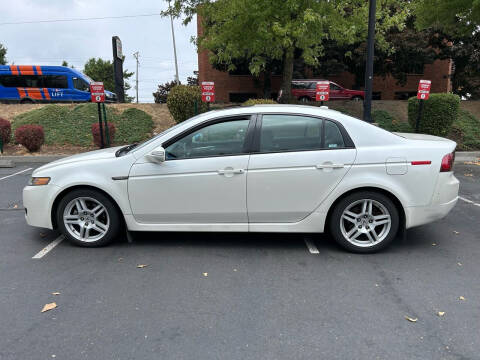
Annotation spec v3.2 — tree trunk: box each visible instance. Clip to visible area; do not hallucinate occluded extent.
[263,70,272,99]
[279,47,294,104]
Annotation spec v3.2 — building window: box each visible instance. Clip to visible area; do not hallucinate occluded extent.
[229,93,258,103]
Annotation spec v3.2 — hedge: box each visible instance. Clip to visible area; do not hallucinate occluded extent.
[167,85,208,123]
[242,98,277,106]
[408,93,460,136]
[15,124,45,152]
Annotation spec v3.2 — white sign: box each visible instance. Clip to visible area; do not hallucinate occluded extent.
[116,38,123,59]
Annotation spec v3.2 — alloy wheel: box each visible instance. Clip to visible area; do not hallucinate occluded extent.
[63,197,110,243]
[340,199,391,247]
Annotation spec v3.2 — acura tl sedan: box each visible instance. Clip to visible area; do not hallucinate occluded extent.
[23,105,459,253]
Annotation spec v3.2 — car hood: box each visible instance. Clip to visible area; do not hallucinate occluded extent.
[34,146,123,174]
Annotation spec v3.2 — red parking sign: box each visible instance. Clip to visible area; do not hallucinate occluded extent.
[201,81,215,103]
[316,81,330,102]
[90,82,105,103]
[417,80,431,100]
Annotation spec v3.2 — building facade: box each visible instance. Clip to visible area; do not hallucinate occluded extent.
[197,19,453,103]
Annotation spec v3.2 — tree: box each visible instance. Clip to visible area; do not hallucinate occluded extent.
[187,72,198,86]
[165,0,410,102]
[61,60,75,68]
[0,43,7,65]
[415,0,480,36]
[312,17,437,88]
[153,80,179,103]
[83,58,134,102]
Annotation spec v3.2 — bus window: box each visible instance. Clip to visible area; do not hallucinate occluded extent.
[43,75,68,89]
[73,77,89,92]
[0,75,27,87]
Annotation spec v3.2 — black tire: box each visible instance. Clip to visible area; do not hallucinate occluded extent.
[56,188,121,247]
[329,191,399,253]
[20,98,35,104]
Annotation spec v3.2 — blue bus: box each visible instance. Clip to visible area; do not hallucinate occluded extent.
[0,65,117,103]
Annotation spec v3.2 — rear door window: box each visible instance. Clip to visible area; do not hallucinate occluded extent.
[259,115,323,152]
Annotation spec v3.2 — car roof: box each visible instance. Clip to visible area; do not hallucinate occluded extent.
[193,104,405,147]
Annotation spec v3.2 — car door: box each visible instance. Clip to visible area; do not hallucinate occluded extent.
[128,116,254,224]
[247,114,356,223]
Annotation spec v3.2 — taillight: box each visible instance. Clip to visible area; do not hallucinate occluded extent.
[440,152,455,172]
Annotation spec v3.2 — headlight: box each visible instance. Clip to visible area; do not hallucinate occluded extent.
[28,177,51,186]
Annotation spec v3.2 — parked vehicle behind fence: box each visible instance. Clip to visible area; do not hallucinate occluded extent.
[0,65,117,103]
[291,79,365,102]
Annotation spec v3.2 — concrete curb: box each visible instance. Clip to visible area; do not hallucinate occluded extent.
[455,152,480,162]
[0,155,66,164]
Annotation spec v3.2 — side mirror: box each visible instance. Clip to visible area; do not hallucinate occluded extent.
[146,146,166,163]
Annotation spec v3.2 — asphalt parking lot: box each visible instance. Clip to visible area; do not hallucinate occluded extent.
[0,161,479,360]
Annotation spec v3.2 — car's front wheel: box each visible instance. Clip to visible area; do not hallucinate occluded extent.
[329,191,399,253]
[56,189,121,247]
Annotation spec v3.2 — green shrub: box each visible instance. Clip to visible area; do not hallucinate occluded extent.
[408,93,460,136]
[167,85,208,123]
[373,110,413,133]
[450,109,480,150]
[242,98,277,106]
[12,104,153,146]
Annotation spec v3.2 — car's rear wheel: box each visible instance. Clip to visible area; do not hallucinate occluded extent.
[56,189,121,247]
[329,191,399,253]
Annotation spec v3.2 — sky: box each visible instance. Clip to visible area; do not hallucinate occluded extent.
[0,0,198,103]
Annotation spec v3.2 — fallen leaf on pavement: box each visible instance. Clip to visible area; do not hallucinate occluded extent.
[233,269,237,272]
[51,292,61,296]
[463,160,480,166]
[405,316,417,323]
[203,272,208,277]
[39,232,46,238]
[453,231,459,235]
[464,173,473,177]
[457,262,462,266]
[459,296,465,301]
[432,243,437,246]
[136,264,148,268]
[41,303,57,313]
[437,311,445,317]
[118,258,123,262]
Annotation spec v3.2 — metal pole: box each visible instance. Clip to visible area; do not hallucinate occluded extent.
[415,100,424,133]
[98,103,104,148]
[102,103,110,147]
[169,0,180,85]
[363,0,376,123]
[133,51,139,103]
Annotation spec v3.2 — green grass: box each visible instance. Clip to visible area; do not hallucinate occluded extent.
[12,104,153,146]
[450,109,480,151]
[373,110,413,133]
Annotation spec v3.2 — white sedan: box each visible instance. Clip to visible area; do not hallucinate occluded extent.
[23,105,459,253]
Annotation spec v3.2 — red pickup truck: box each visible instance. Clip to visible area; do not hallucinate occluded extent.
[290,79,365,102]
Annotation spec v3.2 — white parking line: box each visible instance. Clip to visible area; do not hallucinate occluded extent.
[304,238,319,254]
[0,167,33,181]
[459,196,480,207]
[32,236,64,259]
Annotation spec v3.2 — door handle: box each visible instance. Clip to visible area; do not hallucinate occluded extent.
[217,168,244,175]
[316,164,344,169]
